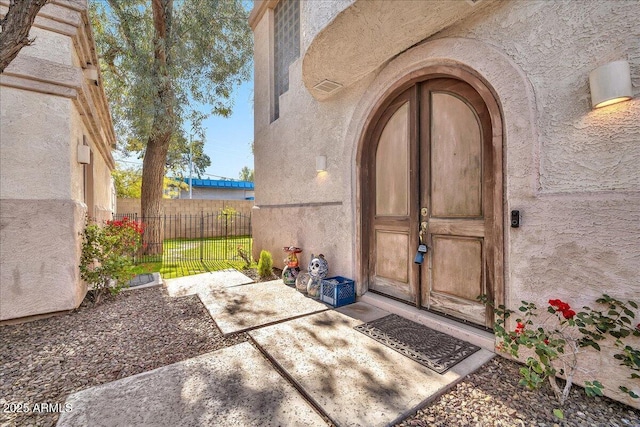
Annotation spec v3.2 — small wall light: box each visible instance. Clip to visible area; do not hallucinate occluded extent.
[77,144,90,164]
[83,65,98,85]
[316,155,327,172]
[589,60,633,109]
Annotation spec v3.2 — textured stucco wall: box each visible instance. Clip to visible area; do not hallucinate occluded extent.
[0,0,116,321]
[0,88,72,200]
[300,0,354,53]
[0,200,87,320]
[252,0,640,406]
[16,25,73,66]
[253,8,376,273]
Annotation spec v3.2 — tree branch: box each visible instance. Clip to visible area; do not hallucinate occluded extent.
[106,0,141,59]
[0,0,50,73]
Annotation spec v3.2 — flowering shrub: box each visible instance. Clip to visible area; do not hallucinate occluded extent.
[80,217,144,304]
[480,294,640,405]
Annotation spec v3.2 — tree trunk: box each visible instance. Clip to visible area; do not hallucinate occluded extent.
[141,135,170,255]
[141,0,174,256]
[0,0,49,73]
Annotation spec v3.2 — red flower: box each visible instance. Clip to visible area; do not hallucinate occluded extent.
[515,322,525,334]
[562,309,576,319]
[549,299,571,313]
[544,339,550,345]
[637,324,640,331]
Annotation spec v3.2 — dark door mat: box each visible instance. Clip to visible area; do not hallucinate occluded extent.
[354,314,481,374]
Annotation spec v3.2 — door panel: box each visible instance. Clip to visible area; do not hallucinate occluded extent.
[430,92,482,218]
[375,230,410,283]
[431,236,483,301]
[376,103,410,216]
[373,229,412,300]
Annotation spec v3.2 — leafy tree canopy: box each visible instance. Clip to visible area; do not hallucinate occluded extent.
[90,0,251,173]
[113,165,188,199]
[239,165,254,182]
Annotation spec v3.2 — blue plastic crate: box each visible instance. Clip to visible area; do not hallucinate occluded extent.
[320,276,355,307]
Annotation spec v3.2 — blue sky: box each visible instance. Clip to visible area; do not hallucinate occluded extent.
[116,78,254,181]
[198,79,254,181]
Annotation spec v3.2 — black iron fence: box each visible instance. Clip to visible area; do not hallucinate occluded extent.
[114,211,252,278]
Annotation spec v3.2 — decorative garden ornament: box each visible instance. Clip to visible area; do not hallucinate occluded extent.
[307,253,328,298]
[282,246,302,286]
[296,272,310,294]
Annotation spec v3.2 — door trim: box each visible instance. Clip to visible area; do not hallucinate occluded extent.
[359,65,504,325]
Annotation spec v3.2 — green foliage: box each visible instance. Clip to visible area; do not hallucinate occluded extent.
[89,0,252,158]
[239,166,254,182]
[113,166,142,198]
[257,250,273,279]
[480,294,640,406]
[113,166,187,199]
[80,217,144,304]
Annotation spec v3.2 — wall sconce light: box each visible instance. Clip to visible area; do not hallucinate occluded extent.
[316,155,327,172]
[77,144,91,164]
[589,60,633,109]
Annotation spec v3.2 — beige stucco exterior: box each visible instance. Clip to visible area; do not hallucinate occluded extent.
[0,0,116,321]
[251,0,640,406]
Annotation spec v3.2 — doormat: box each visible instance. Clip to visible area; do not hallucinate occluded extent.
[354,314,480,374]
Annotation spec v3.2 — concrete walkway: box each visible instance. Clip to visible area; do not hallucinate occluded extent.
[58,271,494,427]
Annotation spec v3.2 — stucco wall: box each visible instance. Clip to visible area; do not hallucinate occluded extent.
[252,0,640,405]
[0,200,87,320]
[0,88,72,200]
[0,0,116,321]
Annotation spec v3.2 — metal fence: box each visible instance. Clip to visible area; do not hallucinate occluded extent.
[115,211,252,278]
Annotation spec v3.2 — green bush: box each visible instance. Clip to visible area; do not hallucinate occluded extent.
[257,250,273,279]
[80,217,144,304]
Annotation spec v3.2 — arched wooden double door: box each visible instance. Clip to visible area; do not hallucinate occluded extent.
[366,77,502,328]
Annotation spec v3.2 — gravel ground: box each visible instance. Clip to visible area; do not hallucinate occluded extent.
[396,357,640,427]
[1,284,639,427]
[0,286,247,427]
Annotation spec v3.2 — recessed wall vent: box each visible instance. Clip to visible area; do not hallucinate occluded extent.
[313,80,343,94]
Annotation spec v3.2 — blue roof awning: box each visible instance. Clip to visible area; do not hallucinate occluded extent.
[177,178,254,190]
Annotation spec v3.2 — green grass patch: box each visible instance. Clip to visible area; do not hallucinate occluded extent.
[131,236,252,278]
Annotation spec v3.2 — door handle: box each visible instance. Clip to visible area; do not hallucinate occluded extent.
[419,221,428,243]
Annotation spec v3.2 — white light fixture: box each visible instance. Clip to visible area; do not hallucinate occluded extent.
[589,60,633,109]
[316,155,327,172]
[77,144,90,164]
[83,65,98,84]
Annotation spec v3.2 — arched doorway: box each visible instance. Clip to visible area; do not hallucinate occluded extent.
[362,69,503,328]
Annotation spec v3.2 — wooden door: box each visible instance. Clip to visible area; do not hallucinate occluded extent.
[368,88,419,302]
[368,77,497,328]
[419,79,494,326]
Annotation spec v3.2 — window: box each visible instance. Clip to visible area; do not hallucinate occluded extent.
[272,0,300,122]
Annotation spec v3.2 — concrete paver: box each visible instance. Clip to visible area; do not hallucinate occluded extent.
[335,301,389,323]
[164,269,253,297]
[56,342,328,427]
[199,280,328,334]
[250,310,494,427]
